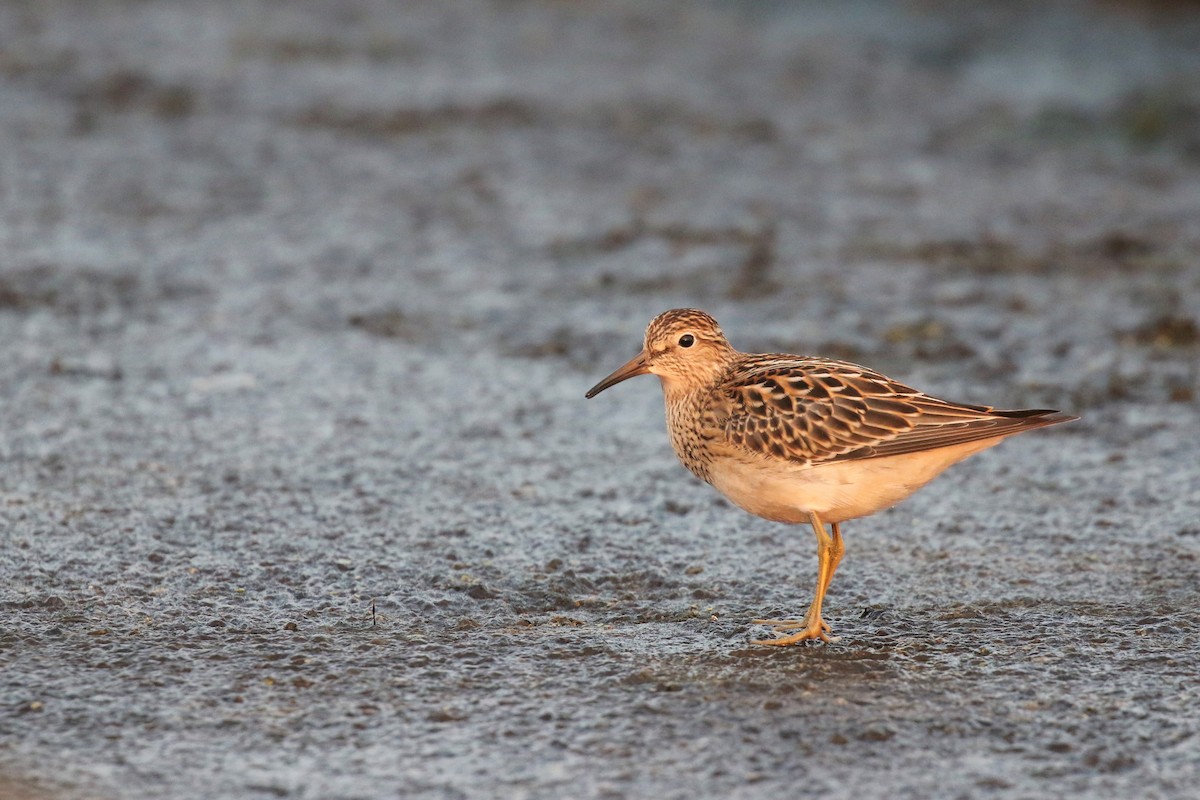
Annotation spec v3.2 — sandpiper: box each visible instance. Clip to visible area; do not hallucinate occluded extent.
[586,308,1076,645]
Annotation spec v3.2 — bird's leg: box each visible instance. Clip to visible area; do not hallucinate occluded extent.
[751,517,832,632]
[752,512,839,645]
[820,522,845,600]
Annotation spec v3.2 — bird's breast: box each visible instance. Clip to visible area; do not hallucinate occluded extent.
[663,393,719,483]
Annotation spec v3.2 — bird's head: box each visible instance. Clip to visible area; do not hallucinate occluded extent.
[585,308,735,398]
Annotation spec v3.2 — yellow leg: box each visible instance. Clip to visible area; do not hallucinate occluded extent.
[751,513,842,645]
[821,522,844,600]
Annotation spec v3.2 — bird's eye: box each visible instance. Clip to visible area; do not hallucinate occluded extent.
[678,334,695,348]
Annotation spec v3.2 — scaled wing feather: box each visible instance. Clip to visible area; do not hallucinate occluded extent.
[718,357,1059,465]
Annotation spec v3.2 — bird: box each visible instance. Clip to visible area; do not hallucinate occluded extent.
[585,308,1077,645]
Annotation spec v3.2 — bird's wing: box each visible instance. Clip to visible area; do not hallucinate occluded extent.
[717,356,1069,465]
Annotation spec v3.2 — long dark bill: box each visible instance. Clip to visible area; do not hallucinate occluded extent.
[585,351,650,398]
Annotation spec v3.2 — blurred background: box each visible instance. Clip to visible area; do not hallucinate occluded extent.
[2,1,1198,799]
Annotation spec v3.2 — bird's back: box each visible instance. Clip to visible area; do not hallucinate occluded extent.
[706,353,1073,465]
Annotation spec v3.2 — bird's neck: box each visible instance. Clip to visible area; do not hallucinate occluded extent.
[659,355,737,483]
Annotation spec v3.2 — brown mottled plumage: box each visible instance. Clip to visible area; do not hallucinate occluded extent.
[586,308,1077,645]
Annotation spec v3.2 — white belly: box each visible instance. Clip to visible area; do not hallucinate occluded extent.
[705,437,1005,524]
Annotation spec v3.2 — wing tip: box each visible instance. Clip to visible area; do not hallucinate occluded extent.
[993,409,1080,425]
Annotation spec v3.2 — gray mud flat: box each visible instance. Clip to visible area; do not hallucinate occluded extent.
[2,2,1199,799]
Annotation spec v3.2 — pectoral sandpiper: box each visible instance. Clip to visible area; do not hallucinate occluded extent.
[586,308,1076,645]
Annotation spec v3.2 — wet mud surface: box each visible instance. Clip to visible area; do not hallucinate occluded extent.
[2,1,1199,798]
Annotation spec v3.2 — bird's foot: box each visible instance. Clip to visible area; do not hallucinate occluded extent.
[750,615,832,635]
[750,615,836,645]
